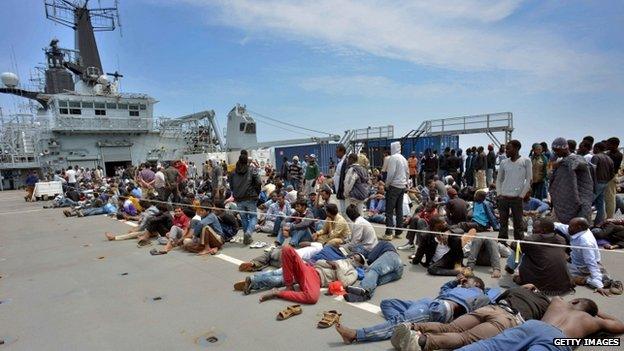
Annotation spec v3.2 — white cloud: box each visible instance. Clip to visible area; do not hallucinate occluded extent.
[168,0,622,92]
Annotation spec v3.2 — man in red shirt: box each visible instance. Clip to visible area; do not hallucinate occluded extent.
[408,152,419,188]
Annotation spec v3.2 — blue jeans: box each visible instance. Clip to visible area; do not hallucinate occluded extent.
[277,227,312,247]
[82,207,106,216]
[457,320,570,351]
[238,200,258,237]
[506,253,523,270]
[368,214,386,224]
[593,181,608,225]
[617,194,624,214]
[360,251,403,297]
[272,217,283,236]
[249,269,284,291]
[356,298,433,342]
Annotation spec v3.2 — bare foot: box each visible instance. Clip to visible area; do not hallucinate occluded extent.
[197,250,212,256]
[491,269,501,278]
[105,232,115,241]
[259,289,279,303]
[335,323,356,344]
[208,247,218,255]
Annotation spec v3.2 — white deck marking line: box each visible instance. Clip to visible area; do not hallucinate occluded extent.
[113,218,383,315]
[0,209,44,215]
[124,221,138,227]
[214,253,245,266]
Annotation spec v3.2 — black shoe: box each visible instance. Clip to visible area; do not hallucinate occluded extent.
[346,286,368,297]
[504,266,514,274]
[344,293,368,302]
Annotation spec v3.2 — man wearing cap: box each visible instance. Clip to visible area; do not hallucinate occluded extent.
[303,154,320,196]
[549,137,593,224]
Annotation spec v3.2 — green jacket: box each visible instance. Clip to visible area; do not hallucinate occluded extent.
[304,162,319,180]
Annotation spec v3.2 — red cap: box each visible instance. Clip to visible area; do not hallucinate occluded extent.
[327,281,347,296]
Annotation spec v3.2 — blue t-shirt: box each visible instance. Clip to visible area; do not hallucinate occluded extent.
[472,202,488,227]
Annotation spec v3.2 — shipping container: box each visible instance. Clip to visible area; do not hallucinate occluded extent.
[363,135,459,169]
[274,143,339,175]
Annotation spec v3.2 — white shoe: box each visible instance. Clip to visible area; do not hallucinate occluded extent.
[398,243,415,251]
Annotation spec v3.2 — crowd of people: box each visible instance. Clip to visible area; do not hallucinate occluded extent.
[27,134,624,350]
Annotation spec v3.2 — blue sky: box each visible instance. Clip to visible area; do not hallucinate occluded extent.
[1,0,623,150]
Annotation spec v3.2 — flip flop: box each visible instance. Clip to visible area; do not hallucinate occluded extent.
[276,304,302,321]
[239,262,256,272]
[137,239,152,247]
[317,310,341,328]
[150,248,167,256]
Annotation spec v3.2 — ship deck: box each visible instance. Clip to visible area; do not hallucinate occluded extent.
[0,190,622,350]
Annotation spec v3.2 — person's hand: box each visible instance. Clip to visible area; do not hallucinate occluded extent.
[521,283,537,291]
[573,276,587,286]
[456,273,466,282]
[595,288,612,297]
[312,232,318,241]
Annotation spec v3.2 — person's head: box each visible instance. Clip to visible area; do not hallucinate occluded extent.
[173,206,184,217]
[551,137,569,158]
[477,146,484,153]
[568,217,590,235]
[606,137,620,151]
[533,218,555,235]
[448,187,458,198]
[294,199,308,213]
[567,139,577,153]
[505,140,521,158]
[345,204,361,221]
[582,135,595,146]
[197,198,213,217]
[593,142,607,154]
[336,144,346,158]
[156,203,170,213]
[347,153,358,165]
[268,190,278,202]
[462,276,485,290]
[325,203,338,218]
[410,151,416,158]
[578,140,592,155]
[276,192,285,205]
[319,187,332,201]
[308,192,317,202]
[427,179,436,190]
[474,190,486,202]
[569,298,598,316]
[532,143,543,155]
[487,144,494,151]
[429,215,448,232]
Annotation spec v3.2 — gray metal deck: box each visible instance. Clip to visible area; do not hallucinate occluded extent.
[0,190,622,350]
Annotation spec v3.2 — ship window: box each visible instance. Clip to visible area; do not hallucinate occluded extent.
[59,108,69,114]
[245,123,256,134]
[94,102,105,109]
[69,108,81,115]
[118,103,128,109]
[239,123,245,131]
[81,102,93,108]
[129,111,139,117]
[95,109,106,116]
[106,103,117,109]
[129,104,139,110]
[139,104,146,110]
[69,101,81,108]
[58,100,68,107]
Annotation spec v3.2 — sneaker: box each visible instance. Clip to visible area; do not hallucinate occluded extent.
[243,235,253,246]
[382,235,394,241]
[397,243,415,251]
[344,293,367,303]
[76,210,84,217]
[346,286,367,296]
[610,280,623,295]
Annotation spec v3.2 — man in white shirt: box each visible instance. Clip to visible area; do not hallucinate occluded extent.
[384,141,409,238]
[342,204,378,252]
[66,166,78,188]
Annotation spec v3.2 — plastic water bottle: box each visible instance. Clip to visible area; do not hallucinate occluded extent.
[526,217,533,237]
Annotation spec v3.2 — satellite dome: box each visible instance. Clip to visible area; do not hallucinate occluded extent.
[97,75,109,85]
[1,72,19,88]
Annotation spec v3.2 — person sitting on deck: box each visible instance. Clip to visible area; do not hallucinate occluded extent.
[183,199,225,256]
[412,216,465,277]
[454,190,499,233]
[312,203,351,245]
[276,199,315,247]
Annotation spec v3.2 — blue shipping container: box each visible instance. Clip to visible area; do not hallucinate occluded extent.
[363,135,459,169]
[274,143,338,175]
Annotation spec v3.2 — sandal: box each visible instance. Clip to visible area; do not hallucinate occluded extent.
[233,277,252,294]
[276,304,302,321]
[137,239,152,247]
[150,248,167,256]
[317,310,341,328]
[238,262,256,272]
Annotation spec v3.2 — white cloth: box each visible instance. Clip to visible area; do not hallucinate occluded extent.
[345,216,378,252]
[432,237,450,262]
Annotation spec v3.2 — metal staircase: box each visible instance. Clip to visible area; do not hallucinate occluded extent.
[340,125,394,155]
[403,112,513,148]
